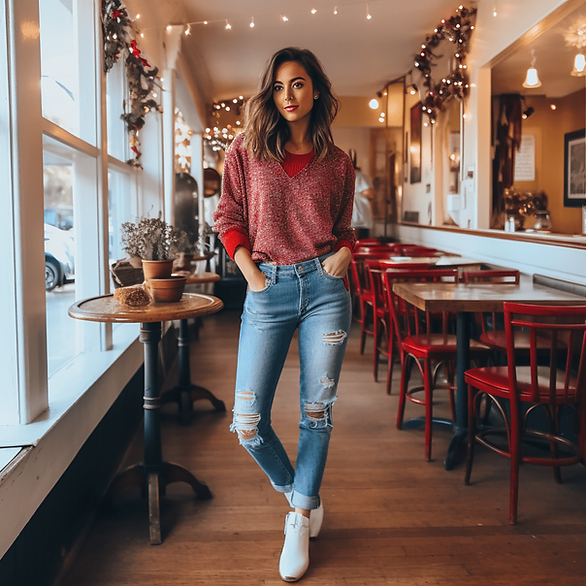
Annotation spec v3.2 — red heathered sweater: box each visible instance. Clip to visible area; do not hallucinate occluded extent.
[212,134,356,265]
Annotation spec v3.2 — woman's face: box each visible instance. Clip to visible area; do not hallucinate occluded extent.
[272,61,317,126]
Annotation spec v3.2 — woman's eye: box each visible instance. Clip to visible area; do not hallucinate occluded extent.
[273,85,283,92]
[293,82,303,89]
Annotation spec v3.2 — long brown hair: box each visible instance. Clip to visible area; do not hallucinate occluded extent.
[242,47,339,162]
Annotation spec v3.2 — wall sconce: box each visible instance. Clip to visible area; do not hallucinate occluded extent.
[522,50,542,88]
[571,53,586,76]
[369,98,379,109]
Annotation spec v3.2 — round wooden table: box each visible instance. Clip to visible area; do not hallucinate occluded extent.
[69,292,223,545]
[164,271,225,422]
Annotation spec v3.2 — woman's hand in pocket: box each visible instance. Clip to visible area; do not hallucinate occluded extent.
[322,247,352,277]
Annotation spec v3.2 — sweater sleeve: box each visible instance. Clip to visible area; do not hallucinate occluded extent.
[212,138,251,259]
[332,158,357,251]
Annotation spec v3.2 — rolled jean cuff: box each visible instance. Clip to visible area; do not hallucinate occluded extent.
[289,491,320,511]
[273,482,293,495]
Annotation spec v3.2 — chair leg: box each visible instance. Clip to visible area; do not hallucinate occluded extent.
[359,302,367,355]
[550,406,562,484]
[396,354,410,429]
[465,384,476,485]
[509,417,521,525]
[373,314,380,382]
[386,331,395,395]
[424,358,434,462]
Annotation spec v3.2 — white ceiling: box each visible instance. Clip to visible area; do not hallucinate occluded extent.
[130,0,468,103]
[127,1,586,113]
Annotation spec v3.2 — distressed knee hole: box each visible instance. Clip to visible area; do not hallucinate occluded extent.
[231,412,261,442]
[304,402,326,419]
[323,330,347,345]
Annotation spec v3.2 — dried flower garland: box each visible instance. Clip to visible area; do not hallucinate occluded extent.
[101,0,162,167]
[414,5,476,123]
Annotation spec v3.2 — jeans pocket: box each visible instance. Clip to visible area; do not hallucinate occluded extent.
[248,276,271,294]
[321,264,345,280]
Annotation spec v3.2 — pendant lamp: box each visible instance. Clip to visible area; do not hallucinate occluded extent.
[522,50,542,88]
[571,53,586,76]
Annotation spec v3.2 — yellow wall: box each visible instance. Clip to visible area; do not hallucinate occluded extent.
[514,89,585,234]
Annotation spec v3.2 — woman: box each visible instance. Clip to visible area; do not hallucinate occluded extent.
[213,47,355,582]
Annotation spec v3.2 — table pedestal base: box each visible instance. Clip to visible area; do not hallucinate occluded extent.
[109,461,212,545]
[161,318,226,424]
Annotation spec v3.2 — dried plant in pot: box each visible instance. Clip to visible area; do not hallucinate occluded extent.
[121,212,175,279]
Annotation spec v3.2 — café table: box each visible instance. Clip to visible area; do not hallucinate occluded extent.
[378,256,483,270]
[391,277,586,470]
[69,292,224,544]
[162,271,225,422]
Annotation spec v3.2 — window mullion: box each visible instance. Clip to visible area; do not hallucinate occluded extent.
[9,0,49,424]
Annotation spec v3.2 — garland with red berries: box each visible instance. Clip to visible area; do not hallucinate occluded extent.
[414,5,476,123]
[102,0,162,167]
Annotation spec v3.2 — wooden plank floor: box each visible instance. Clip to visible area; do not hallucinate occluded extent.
[61,310,586,586]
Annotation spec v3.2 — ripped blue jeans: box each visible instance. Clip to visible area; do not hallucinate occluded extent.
[231,253,352,511]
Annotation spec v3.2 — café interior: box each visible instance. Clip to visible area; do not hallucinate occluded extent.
[2,0,586,584]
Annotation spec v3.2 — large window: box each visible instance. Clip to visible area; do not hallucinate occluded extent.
[39,0,96,144]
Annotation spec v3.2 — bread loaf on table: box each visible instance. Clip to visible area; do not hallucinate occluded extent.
[113,284,151,306]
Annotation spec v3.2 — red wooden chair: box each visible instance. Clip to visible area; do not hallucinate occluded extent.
[349,257,375,355]
[464,302,586,524]
[365,259,392,384]
[460,270,551,358]
[385,268,491,461]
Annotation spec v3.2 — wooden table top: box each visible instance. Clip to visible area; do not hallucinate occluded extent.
[68,293,224,324]
[173,270,221,285]
[377,256,482,268]
[392,280,586,313]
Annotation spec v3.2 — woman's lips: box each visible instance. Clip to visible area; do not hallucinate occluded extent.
[285,105,298,112]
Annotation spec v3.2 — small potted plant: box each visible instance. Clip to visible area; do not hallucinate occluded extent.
[121,212,176,279]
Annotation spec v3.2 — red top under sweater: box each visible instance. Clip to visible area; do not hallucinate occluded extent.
[213,134,356,265]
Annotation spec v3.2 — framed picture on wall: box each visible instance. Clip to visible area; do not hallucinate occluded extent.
[409,103,422,184]
[563,128,586,207]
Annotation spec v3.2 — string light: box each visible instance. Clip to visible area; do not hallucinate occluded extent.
[143,3,386,34]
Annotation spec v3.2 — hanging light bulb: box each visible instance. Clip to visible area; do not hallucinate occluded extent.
[522,50,542,88]
[571,53,586,76]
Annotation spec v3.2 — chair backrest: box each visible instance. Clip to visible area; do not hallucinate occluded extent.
[383,268,459,341]
[395,245,440,257]
[349,257,372,297]
[462,269,520,284]
[462,270,521,336]
[365,260,388,315]
[503,302,586,405]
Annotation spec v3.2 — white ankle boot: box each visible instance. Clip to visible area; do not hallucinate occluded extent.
[284,493,324,539]
[279,512,310,582]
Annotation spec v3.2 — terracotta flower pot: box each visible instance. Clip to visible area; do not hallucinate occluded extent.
[146,276,187,302]
[142,259,174,280]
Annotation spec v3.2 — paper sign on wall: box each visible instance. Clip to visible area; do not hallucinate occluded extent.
[514,134,536,182]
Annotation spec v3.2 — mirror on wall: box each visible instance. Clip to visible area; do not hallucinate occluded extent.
[490,4,586,236]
